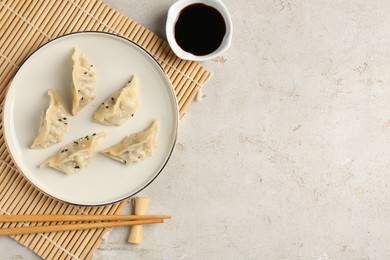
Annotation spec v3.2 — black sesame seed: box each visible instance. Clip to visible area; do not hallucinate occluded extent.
[78,90,80,92]
[102,102,104,105]
[131,114,134,117]
[74,165,80,169]
[74,141,78,145]
[63,117,66,120]
[84,72,87,75]
[58,119,62,121]
[64,149,68,152]
[92,133,96,136]
[105,105,109,108]
[64,123,68,125]
[91,65,93,67]
[81,97,84,101]
[111,97,114,101]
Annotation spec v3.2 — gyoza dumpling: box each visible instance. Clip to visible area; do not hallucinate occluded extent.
[31,89,69,149]
[93,75,140,126]
[71,48,97,115]
[101,120,159,165]
[40,131,107,174]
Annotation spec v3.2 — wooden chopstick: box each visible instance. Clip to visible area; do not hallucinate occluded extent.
[0,214,171,222]
[0,219,163,236]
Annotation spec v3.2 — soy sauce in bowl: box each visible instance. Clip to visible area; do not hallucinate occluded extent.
[174,3,226,56]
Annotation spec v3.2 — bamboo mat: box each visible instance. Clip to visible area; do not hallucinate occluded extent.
[0,0,211,259]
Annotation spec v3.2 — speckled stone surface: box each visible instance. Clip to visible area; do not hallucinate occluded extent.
[2,0,390,259]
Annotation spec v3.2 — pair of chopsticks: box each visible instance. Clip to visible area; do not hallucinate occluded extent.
[0,214,171,236]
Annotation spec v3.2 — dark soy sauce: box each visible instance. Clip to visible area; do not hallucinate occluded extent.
[174,3,226,56]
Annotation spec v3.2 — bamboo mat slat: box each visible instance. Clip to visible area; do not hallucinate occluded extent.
[0,0,211,259]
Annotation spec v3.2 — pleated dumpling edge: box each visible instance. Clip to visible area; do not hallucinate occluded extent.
[100,119,159,165]
[31,89,69,149]
[71,48,97,115]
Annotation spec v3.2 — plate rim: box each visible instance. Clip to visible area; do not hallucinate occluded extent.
[2,31,179,207]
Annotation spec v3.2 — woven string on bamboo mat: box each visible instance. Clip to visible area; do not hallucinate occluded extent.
[0,0,211,259]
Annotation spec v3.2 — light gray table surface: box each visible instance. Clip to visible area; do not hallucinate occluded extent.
[2,0,390,259]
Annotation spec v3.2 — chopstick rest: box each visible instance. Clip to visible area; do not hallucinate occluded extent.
[128,196,149,244]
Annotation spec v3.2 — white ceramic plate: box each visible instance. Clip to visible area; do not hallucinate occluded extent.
[3,32,178,206]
